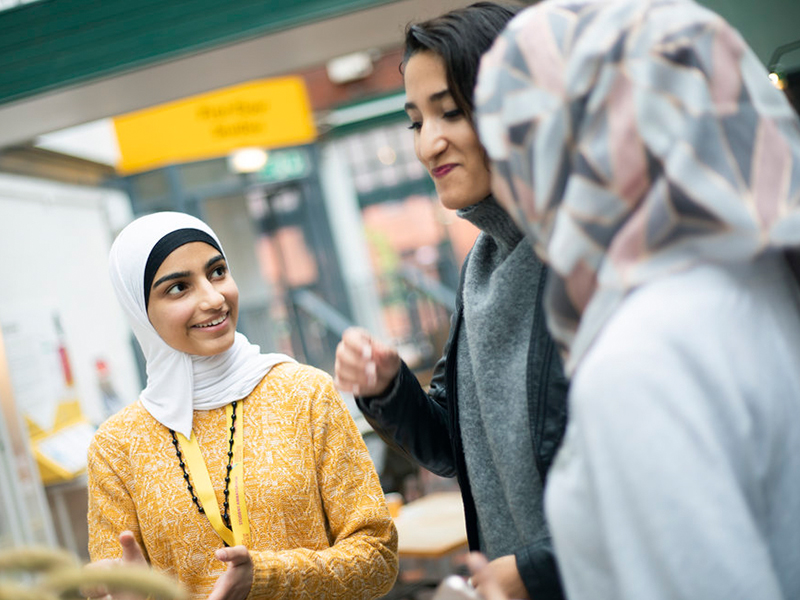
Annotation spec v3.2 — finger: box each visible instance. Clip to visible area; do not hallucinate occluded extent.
[344,329,375,367]
[372,338,393,361]
[85,558,117,570]
[334,360,368,393]
[467,551,488,571]
[78,584,110,598]
[373,350,400,379]
[335,348,370,379]
[365,361,377,387]
[341,327,372,351]
[118,531,145,565]
[215,545,251,567]
[206,576,227,600]
[467,552,506,600]
[333,374,351,393]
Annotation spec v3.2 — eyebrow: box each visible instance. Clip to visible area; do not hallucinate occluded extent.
[151,254,226,290]
[404,89,452,112]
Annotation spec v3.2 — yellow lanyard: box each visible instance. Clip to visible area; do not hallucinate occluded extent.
[176,403,250,547]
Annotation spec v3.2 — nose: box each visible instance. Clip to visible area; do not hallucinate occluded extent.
[198,280,225,311]
[417,120,447,165]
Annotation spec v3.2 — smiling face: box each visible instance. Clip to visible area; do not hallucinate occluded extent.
[404,51,492,210]
[146,242,239,356]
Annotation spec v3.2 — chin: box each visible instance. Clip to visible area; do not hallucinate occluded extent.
[440,195,484,211]
[195,334,237,357]
[437,183,489,210]
[215,336,237,355]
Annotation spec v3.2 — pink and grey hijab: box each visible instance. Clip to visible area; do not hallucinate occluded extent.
[476,0,800,374]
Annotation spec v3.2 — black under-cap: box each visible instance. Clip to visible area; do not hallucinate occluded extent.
[143,228,222,309]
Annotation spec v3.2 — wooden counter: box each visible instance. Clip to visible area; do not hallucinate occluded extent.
[394,491,468,559]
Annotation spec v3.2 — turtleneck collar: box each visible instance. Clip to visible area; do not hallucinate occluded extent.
[457,195,524,254]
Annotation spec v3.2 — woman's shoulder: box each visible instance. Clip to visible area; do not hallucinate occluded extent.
[91,400,154,453]
[96,400,150,432]
[248,361,346,426]
[574,259,800,413]
[255,361,336,397]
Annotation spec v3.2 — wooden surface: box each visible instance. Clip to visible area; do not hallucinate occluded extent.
[393,491,468,559]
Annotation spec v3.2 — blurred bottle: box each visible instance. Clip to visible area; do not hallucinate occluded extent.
[54,314,76,396]
[51,314,84,429]
[96,359,124,418]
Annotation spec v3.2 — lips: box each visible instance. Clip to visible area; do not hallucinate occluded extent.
[193,312,228,328]
[431,164,457,178]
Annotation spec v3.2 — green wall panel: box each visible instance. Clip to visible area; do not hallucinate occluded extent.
[0,0,395,106]
[2,0,796,109]
[699,0,800,70]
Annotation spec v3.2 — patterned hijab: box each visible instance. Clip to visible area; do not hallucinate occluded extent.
[476,0,800,374]
[109,212,293,437]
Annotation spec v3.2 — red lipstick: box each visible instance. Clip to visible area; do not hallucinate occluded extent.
[432,164,456,178]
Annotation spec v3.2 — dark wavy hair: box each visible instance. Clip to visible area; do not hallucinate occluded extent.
[403,2,520,123]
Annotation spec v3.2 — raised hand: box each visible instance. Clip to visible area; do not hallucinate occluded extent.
[83,530,149,599]
[335,327,401,398]
[207,546,253,600]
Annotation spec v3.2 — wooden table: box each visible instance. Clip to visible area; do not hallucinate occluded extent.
[385,491,469,599]
[394,491,468,559]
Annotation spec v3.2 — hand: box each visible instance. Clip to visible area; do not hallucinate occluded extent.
[83,531,149,599]
[468,553,529,600]
[117,531,148,567]
[207,546,253,600]
[335,327,401,397]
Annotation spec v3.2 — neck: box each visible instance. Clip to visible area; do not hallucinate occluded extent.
[457,195,524,253]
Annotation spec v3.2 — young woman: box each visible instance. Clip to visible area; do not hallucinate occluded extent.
[476,0,800,598]
[88,211,398,600]
[335,4,568,599]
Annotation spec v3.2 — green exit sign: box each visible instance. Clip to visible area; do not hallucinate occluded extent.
[255,148,311,183]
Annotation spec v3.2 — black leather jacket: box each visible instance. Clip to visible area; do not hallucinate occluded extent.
[357,260,569,599]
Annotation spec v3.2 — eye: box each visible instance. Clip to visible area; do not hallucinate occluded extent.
[165,282,188,296]
[443,108,464,120]
[210,264,228,279]
[407,120,422,131]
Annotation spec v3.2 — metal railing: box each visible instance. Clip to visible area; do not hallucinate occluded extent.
[242,267,458,375]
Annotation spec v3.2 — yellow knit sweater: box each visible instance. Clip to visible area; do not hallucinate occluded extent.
[88,362,398,599]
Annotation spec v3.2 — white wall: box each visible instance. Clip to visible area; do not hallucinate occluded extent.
[0,173,140,428]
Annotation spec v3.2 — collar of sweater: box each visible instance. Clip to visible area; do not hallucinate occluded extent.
[457,195,524,254]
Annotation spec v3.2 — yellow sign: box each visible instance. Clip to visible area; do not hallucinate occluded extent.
[113,77,317,174]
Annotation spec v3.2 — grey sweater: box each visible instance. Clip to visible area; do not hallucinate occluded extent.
[456,196,550,559]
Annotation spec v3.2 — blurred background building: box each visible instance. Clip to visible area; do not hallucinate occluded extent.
[0,0,798,569]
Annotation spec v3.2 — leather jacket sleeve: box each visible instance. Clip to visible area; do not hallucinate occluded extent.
[516,537,565,599]
[355,303,460,478]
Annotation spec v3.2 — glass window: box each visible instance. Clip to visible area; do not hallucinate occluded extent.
[336,121,428,196]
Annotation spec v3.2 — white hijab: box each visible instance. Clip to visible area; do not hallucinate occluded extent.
[108,211,294,437]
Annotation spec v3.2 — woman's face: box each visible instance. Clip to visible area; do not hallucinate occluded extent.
[404,51,492,210]
[147,241,239,356]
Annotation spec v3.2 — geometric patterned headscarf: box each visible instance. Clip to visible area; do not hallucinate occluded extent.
[476,0,800,374]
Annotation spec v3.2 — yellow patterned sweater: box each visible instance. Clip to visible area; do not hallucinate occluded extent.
[88,362,398,599]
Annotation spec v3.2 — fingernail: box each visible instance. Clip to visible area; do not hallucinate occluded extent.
[362,344,372,360]
[366,362,377,386]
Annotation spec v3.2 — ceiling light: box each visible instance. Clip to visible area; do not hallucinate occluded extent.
[228,148,268,173]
